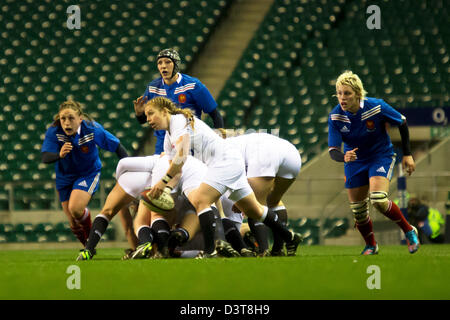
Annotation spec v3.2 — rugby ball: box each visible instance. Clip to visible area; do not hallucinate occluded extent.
[141,187,175,214]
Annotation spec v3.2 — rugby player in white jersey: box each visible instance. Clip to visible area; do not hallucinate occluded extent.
[220,131,302,256]
[144,97,303,258]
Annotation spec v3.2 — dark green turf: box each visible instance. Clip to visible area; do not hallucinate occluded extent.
[1,245,449,299]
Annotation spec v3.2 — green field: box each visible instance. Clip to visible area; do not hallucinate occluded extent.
[1,245,449,300]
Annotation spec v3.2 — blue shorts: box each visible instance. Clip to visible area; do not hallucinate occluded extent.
[56,171,101,202]
[344,154,396,189]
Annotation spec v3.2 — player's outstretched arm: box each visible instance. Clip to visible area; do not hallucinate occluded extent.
[398,120,415,176]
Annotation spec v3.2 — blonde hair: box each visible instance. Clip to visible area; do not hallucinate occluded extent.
[146,96,194,129]
[215,128,227,138]
[214,128,243,139]
[52,100,93,127]
[335,70,368,100]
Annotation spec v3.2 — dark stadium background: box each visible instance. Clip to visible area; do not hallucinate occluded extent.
[0,0,448,248]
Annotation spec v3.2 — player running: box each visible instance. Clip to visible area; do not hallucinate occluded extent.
[41,100,128,247]
[143,97,303,258]
[327,71,419,255]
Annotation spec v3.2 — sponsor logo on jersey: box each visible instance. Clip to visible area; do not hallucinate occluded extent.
[178,93,187,104]
[340,125,350,133]
[78,180,88,187]
[365,120,376,132]
[376,166,386,173]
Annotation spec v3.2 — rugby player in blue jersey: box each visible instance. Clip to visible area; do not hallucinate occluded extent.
[41,100,129,247]
[328,71,419,255]
[133,48,224,154]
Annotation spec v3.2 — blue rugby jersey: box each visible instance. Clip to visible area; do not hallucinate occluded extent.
[143,73,218,152]
[41,120,120,178]
[328,97,404,161]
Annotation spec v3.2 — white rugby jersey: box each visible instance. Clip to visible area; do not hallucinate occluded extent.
[163,114,230,165]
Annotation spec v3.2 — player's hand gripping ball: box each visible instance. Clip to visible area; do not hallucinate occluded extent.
[141,187,175,215]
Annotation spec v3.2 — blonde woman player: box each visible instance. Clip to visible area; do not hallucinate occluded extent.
[144,97,303,258]
[222,131,302,256]
[328,70,419,255]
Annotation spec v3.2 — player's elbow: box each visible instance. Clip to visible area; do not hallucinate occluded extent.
[329,148,345,162]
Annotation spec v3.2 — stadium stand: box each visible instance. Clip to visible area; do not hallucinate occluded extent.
[0,0,447,246]
[0,221,116,243]
[0,0,233,211]
[217,0,449,163]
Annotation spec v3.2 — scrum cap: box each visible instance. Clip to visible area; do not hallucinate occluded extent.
[157,48,181,78]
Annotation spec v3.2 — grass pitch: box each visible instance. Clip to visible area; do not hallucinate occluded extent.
[1,245,449,300]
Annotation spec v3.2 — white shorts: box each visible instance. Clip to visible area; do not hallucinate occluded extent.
[116,156,159,198]
[245,135,301,179]
[178,156,207,196]
[117,171,151,199]
[115,155,159,179]
[151,155,207,197]
[203,150,253,202]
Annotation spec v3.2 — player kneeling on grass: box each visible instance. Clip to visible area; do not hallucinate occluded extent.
[327,70,419,255]
[144,97,302,258]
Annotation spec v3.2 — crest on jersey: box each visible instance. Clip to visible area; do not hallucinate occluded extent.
[178,93,186,104]
[80,145,89,153]
[365,120,375,132]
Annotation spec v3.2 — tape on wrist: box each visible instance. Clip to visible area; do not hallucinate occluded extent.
[162,174,173,184]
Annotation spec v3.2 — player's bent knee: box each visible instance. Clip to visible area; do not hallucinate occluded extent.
[369,191,389,213]
[266,193,283,208]
[67,204,85,219]
[235,199,264,220]
[350,198,369,223]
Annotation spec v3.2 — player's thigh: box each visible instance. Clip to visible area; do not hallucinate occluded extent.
[234,192,263,220]
[187,183,222,213]
[68,189,92,218]
[347,185,370,203]
[247,177,273,205]
[61,201,77,227]
[369,176,390,193]
[266,177,296,207]
[101,183,136,219]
